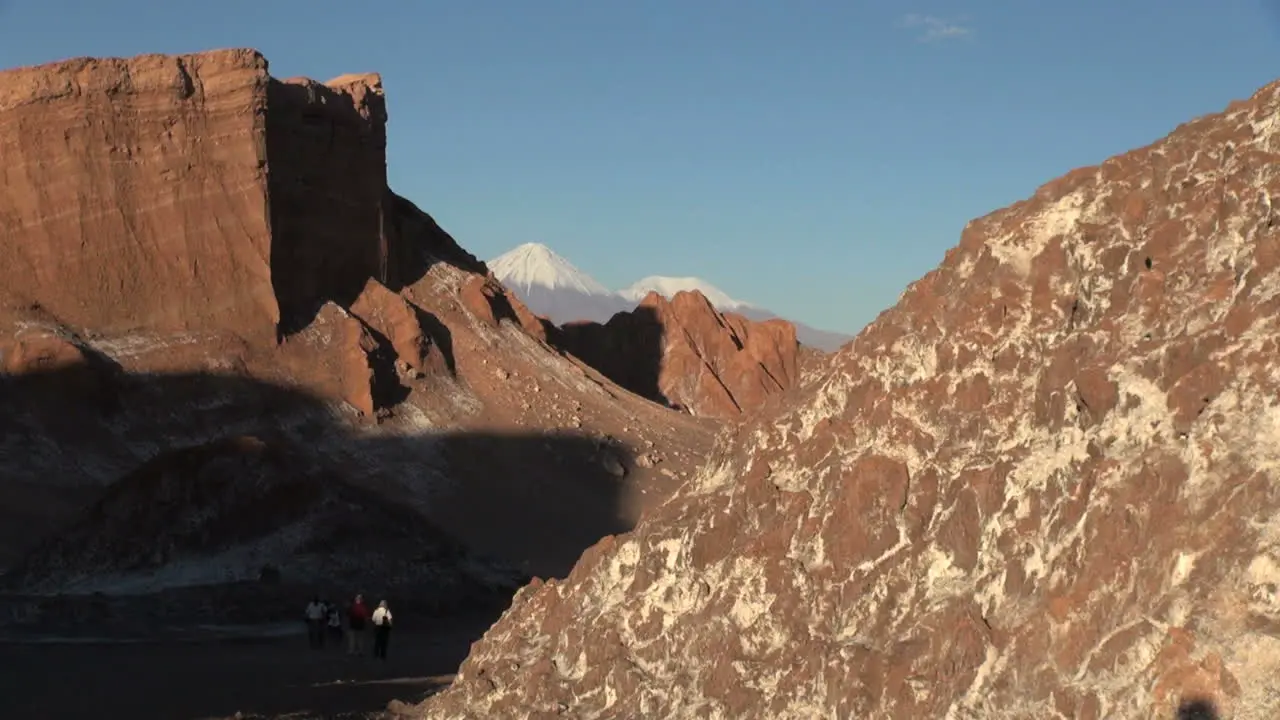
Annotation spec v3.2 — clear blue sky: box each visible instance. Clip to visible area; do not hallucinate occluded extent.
[2,1,1278,334]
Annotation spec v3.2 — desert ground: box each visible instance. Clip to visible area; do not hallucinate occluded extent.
[0,612,494,720]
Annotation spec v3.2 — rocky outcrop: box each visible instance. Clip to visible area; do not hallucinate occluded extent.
[459,274,554,343]
[555,290,799,419]
[419,81,1280,717]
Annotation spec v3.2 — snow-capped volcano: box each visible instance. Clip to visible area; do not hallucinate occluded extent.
[488,242,613,296]
[620,276,754,311]
[486,243,633,324]
[486,243,854,351]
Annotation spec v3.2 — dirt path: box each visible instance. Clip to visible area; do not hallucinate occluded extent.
[0,614,495,719]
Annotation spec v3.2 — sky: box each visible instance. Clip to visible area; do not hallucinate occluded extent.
[1,1,1279,335]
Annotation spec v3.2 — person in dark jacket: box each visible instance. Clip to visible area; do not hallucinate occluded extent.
[347,593,370,656]
[326,600,343,645]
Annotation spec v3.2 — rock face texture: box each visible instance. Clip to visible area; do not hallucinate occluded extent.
[267,73,393,331]
[0,50,410,342]
[0,49,716,632]
[556,290,799,419]
[0,50,279,339]
[419,82,1280,717]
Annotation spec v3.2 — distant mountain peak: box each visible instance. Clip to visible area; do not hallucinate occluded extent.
[487,243,854,352]
[620,276,754,310]
[487,243,613,297]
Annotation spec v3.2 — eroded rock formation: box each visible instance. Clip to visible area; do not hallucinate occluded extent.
[0,50,716,621]
[419,81,1280,717]
[555,290,799,419]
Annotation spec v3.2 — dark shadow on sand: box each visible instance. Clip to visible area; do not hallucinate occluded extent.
[0,361,636,720]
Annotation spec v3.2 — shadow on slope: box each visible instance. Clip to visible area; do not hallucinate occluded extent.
[265,79,487,337]
[546,298,800,418]
[552,305,674,408]
[0,362,635,720]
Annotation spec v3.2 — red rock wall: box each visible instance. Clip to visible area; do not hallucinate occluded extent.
[0,50,278,339]
[0,50,397,342]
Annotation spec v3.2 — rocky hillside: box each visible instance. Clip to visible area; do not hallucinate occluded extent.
[0,49,715,614]
[418,80,1280,716]
[555,290,799,419]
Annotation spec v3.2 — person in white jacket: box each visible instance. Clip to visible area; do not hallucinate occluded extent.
[371,600,393,660]
[304,596,326,650]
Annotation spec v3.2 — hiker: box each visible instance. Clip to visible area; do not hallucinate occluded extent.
[304,595,326,650]
[326,600,343,646]
[371,599,393,660]
[347,593,370,656]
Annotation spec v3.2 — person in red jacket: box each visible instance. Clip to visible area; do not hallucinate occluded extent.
[346,593,370,656]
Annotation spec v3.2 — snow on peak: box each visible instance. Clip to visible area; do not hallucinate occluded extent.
[485,243,850,349]
[620,276,753,310]
[487,243,614,297]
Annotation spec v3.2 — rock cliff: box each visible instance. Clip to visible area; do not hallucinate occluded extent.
[419,81,1280,717]
[0,49,716,624]
[555,290,799,419]
[0,50,278,339]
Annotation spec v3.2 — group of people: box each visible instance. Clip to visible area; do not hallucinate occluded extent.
[304,593,394,659]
